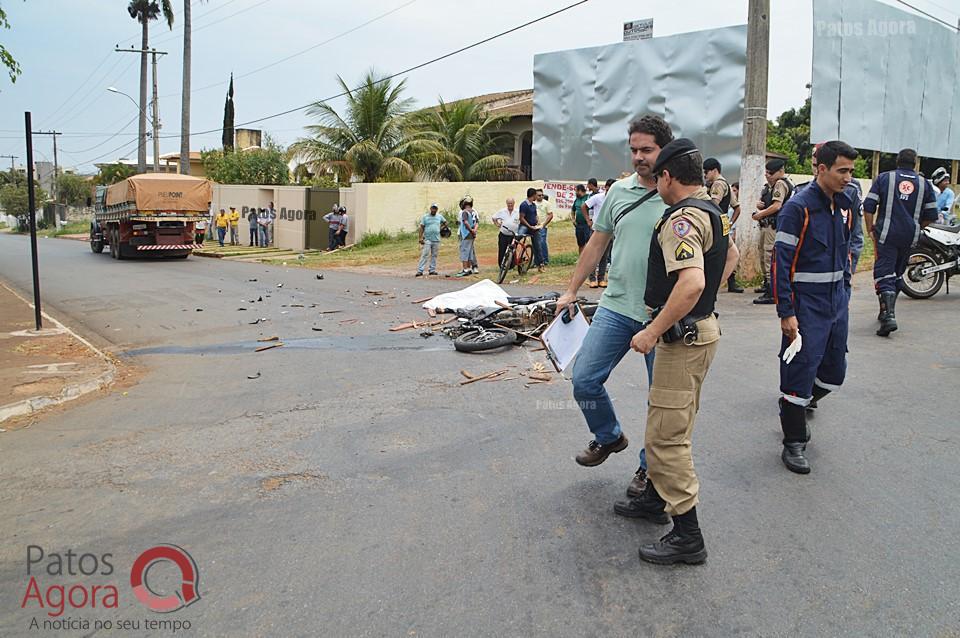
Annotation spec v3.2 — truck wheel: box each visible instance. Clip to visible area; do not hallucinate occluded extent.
[90,238,104,254]
[109,228,118,259]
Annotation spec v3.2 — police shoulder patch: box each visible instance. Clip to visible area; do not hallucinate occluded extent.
[672,217,693,239]
[721,213,731,236]
[675,241,695,261]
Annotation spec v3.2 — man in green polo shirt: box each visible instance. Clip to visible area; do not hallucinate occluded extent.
[555,114,673,506]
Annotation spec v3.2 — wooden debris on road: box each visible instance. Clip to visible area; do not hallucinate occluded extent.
[254,342,284,352]
[364,289,386,296]
[257,336,279,342]
[459,368,509,385]
[411,296,433,304]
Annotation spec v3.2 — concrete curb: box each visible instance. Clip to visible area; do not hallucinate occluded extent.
[0,280,118,424]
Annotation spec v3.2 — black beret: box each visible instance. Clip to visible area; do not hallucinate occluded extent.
[652,138,699,175]
[766,158,786,172]
[702,157,721,172]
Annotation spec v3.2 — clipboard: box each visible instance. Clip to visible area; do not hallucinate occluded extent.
[540,304,590,373]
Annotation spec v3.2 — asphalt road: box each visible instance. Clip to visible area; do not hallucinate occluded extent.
[0,232,958,637]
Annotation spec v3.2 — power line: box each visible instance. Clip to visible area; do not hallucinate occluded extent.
[159,0,418,99]
[60,114,140,155]
[41,51,115,124]
[162,0,591,138]
[893,0,960,30]
[74,136,142,167]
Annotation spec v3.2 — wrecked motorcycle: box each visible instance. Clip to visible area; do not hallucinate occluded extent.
[449,293,598,353]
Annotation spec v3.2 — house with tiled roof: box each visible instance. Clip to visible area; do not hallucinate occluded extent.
[444,89,534,179]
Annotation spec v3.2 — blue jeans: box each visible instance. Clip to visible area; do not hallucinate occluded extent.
[540,226,550,263]
[217,227,226,246]
[260,225,270,246]
[572,306,655,469]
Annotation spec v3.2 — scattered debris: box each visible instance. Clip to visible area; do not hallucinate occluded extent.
[248,278,258,282]
[248,318,268,325]
[427,308,437,318]
[419,331,434,338]
[411,296,433,304]
[247,372,261,380]
[289,304,304,308]
[528,372,553,382]
[254,342,284,352]
[460,368,509,385]
[257,336,279,342]
[460,369,476,379]
[364,289,386,296]
[316,310,343,315]
[339,318,359,325]
[277,283,284,288]
[258,296,263,302]
[196,308,203,312]
[237,307,247,311]
[311,327,323,331]
[316,274,324,280]
[533,362,547,372]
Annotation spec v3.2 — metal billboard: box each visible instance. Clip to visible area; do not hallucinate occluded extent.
[532,25,747,182]
[811,0,960,157]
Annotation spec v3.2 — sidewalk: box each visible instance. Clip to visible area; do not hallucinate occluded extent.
[0,282,115,426]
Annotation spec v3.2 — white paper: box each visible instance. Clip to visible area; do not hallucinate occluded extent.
[541,305,590,372]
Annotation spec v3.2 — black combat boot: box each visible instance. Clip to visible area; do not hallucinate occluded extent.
[876,293,886,321]
[780,398,811,474]
[638,507,707,565]
[727,274,744,293]
[877,290,898,337]
[614,480,670,524]
[754,277,767,294]
[753,279,775,304]
[806,384,832,416]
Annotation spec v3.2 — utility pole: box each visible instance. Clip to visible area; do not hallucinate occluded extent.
[151,49,162,173]
[737,0,770,280]
[115,47,167,173]
[32,131,62,201]
[24,112,42,330]
[0,154,17,175]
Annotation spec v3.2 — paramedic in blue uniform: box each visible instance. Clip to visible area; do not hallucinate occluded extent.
[862,148,939,336]
[772,141,858,474]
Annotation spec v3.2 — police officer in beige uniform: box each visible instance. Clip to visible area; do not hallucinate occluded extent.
[704,158,743,293]
[753,159,793,304]
[618,139,739,565]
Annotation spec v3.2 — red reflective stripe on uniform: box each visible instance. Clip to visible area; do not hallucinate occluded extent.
[790,208,810,283]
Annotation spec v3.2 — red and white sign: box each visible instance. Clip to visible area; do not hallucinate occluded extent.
[543,181,579,218]
[898,180,915,195]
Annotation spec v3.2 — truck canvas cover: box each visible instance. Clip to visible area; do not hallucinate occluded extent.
[105,173,212,212]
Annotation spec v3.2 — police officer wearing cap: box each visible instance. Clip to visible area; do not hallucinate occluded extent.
[620,139,739,565]
[863,148,939,336]
[753,159,794,304]
[773,141,858,474]
[704,157,743,292]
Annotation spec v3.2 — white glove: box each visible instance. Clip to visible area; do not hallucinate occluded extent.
[782,333,802,365]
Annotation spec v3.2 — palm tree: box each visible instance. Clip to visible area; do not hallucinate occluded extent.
[179,0,206,174]
[411,99,520,181]
[127,0,174,174]
[288,69,449,183]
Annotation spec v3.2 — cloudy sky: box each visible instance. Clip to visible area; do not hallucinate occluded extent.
[0,0,955,172]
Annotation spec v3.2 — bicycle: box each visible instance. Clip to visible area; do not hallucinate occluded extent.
[497,229,534,284]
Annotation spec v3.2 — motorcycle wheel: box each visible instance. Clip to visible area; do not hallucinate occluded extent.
[901,248,944,299]
[454,328,516,353]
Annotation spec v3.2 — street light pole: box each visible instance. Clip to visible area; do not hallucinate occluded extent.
[114,47,167,173]
[24,112,42,331]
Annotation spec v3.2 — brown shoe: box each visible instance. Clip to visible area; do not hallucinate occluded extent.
[599,279,608,288]
[626,467,647,498]
[575,435,628,467]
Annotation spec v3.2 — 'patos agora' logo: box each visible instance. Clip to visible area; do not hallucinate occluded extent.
[130,544,200,612]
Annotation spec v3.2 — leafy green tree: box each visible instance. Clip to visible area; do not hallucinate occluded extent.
[0,182,47,216]
[94,162,136,185]
[409,99,519,181]
[0,3,22,85]
[288,69,447,183]
[201,147,290,185]
[56,172,92,206]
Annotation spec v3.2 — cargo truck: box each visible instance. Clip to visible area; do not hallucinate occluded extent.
[90,173,213,259]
